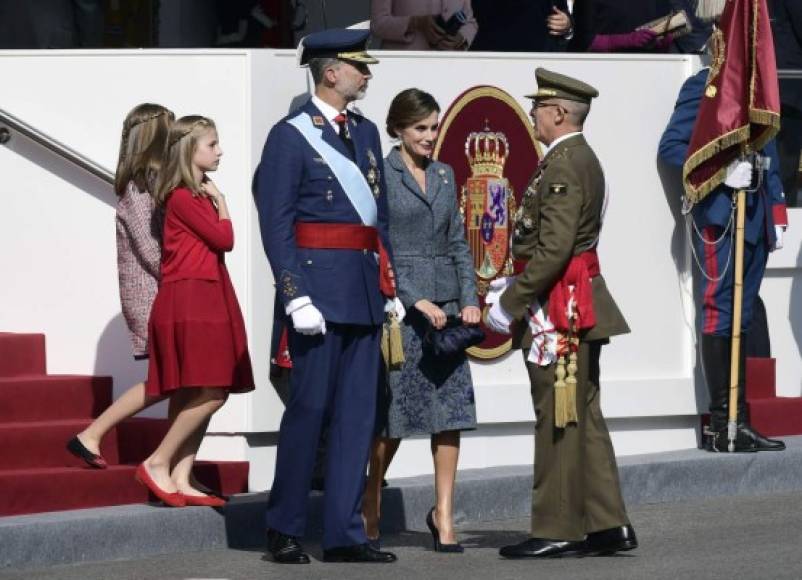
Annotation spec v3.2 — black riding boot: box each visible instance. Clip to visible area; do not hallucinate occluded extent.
[701,335,755,452]
[701,335,785,452]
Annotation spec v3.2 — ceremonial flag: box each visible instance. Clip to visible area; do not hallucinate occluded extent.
[682,0,781,203]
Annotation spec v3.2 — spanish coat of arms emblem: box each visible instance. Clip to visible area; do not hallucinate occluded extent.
[460,125,517,297]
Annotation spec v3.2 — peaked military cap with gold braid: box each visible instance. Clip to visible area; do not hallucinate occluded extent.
[525,67,599,104]
[297,28,379,67]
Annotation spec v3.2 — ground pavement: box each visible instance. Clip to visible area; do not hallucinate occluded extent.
[2,491,800,580]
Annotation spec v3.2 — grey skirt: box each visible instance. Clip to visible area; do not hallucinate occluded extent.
[376,300,477,439]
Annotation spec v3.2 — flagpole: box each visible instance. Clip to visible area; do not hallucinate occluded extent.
[727,186,746,452]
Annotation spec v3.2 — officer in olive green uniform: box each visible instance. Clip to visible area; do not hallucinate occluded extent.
[486,68,636,559]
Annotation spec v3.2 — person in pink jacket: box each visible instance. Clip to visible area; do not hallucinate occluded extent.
[67,103,173,468]
[370,0,478,50]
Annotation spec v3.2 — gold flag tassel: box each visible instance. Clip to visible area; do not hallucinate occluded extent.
[554,348,570,428]
[381,312,405,370]
[554,329,579,429]
[564,337,579,424]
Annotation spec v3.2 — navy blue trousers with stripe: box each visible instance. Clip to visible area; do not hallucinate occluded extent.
[694,225,768,337]
[265,323,381,549]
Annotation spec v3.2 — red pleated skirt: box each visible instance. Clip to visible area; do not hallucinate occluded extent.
[146,267,255,396]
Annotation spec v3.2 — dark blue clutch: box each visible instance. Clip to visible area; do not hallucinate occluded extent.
[423,316,485,358]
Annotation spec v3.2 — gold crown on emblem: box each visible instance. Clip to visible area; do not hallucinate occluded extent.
[465,121,509,177]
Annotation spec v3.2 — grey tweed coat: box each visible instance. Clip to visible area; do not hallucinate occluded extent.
[378,148,479,438]
[385,148,478,310]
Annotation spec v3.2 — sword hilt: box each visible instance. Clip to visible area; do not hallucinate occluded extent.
[742,152,767,193]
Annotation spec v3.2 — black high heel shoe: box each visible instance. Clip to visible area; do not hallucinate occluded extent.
[425,507,464,553]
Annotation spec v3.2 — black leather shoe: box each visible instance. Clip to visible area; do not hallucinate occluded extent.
[499,537,584,559]
[323,543,397,563]
[266,529,310,564]
[738,424,785,451]
[583,524,638,555]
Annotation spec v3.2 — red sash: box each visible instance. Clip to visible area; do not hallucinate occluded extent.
[295,222,396,298]
[513,249,600,333]
[273,223,397,371]
[548,250,599,332]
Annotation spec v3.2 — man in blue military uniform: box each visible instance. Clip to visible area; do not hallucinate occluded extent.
[658,0,787,453]
[255,29,404,564]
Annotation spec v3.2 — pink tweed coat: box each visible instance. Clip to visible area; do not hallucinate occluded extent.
[370,0,478,49]
[116,181,161,358]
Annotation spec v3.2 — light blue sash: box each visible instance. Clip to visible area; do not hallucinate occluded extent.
[287,112,377,226]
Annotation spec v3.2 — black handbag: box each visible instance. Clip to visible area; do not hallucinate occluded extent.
[423,315,485,357]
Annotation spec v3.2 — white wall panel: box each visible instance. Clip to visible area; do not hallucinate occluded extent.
[4,49,783,486]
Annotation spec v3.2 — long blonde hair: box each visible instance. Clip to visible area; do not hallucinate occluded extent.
[153,115,217,205]
[114,103,174,196]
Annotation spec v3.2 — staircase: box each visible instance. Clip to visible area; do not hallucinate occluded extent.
[0,332,249,517]
[745,357,802,436]
[701,356,802,438]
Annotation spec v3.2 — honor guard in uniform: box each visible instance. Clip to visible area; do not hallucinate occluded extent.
[658,0,787,453]
[255,29,404,564]
[486,68,637,558]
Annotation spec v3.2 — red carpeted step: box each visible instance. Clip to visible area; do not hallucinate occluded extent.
[0,461,249,517]
[115,418,171,463]
[0,375,112,423]
[745,357,776,401]
[0,417,170,470]
[747,397,802,437]
[0,333,46,377]
[0,419,117,469]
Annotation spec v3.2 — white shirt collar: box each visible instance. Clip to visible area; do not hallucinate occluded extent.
[543,131,582,158]
[311,95,345,133]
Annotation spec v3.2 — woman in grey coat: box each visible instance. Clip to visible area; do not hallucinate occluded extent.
[363,89,480,552]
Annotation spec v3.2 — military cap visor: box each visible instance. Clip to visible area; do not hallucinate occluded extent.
[298,28,379,67]
[525,67,599,104]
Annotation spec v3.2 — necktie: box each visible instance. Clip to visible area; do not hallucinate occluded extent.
[334,113,356,160]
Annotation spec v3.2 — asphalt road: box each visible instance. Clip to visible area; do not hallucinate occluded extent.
[3,492,802,580]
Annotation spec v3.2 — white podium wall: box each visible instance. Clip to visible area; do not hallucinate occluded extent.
[2,50,795,490]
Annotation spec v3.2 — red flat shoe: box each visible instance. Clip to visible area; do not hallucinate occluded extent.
[183,494,227,507]
[66,436,108,469]
[134,464,186,507]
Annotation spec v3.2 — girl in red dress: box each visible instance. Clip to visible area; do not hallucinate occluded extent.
[136,115,254,507]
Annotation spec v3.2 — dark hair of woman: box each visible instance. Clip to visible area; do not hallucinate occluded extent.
[385,88,440,139]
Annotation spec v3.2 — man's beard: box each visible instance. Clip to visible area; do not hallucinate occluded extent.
[338,82,367,103]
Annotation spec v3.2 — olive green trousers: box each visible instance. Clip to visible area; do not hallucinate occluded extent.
[524,341,629,541]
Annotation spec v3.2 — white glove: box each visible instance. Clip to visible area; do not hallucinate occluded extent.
[774,225,785,251]
[485,276,515,306]
[291,303,326,335]
[486,301,513,335]
[724,159,753,189]
[385,297,406,322]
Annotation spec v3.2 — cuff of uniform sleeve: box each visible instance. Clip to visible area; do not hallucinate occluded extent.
[773,203,788,228]
[285,296,311,315]
[499,287,525,321]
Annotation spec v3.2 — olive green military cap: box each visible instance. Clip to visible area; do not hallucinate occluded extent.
[525,67,599,104]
